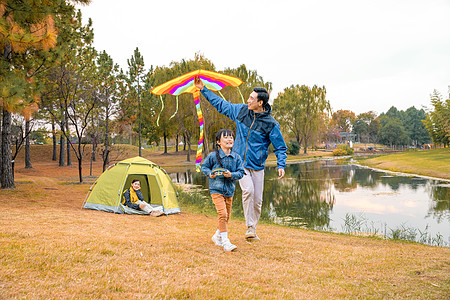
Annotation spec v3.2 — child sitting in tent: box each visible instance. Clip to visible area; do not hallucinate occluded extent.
[122,179,164,217]
[201,129,244,251]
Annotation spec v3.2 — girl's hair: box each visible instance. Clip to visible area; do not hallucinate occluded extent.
[215,129,234,168]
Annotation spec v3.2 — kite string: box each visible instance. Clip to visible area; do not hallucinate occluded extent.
[218,90,227,101]
[237,86,245,103]
[157,95,164,126]
[169,95,179,120]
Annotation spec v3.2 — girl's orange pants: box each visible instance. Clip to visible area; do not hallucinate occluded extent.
[211,193,233,232]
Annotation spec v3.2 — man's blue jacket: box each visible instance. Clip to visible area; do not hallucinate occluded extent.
[201,87,287,171]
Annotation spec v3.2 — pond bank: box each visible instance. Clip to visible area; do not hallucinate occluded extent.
[356,148,450,180]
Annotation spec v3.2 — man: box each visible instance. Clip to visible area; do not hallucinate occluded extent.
[194,77,287,240]
[122,179,164,217]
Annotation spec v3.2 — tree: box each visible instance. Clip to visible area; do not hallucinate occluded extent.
[423,90,450,147]
[404,106,430,147]
[96,50,120,171]
[352,111,377,143]
[42,11,97,182]
[378,118,408,147]
[126,47,146,156]
[0,0,90,188]
[331,110,356,133]
[273,85,330,153]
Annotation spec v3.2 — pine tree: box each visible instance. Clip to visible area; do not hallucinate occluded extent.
[0,0,90,188]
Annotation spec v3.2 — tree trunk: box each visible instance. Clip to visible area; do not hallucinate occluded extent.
[103,113,110,172]
[0,109,3,179]
[186,133,191,162]
[25,120,32,168]
[138,98,142,157]
[59,133,65,166]
[78,143,83,183]
[52,119,57,161]
[102,149,110,172]
[65,111,71,166]
[175,134,179,153]
[92,136,96,162]
[1,109,14,189]
[163,130,168,154]
[183,134,186,151]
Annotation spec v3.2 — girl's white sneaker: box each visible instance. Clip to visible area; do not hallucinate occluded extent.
[222,239,237,252]
[212,232,222,246]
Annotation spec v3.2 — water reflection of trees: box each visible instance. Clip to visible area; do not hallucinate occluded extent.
[169,161,450,233]
[255,163,336,229]
[427,183,450,223]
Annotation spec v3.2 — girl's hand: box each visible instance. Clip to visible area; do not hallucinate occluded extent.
[223,171,232,178]
[209,173,217,179]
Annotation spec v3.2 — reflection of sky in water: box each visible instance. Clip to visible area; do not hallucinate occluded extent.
[330,181,450,238]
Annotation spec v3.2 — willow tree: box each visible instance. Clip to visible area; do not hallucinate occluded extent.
[147,54,216,157]
[273,85,330,154]
[0,0,90,188]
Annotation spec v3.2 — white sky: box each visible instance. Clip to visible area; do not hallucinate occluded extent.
[77,0,450,115]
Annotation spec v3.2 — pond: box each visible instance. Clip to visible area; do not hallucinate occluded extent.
[169,159,450,247]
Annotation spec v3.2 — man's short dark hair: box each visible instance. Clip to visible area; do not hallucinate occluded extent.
[254,87,269,106]
[132,179,140,184]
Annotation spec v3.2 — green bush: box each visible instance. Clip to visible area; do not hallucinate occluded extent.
[287,140,300,155]
[333,144,354,156]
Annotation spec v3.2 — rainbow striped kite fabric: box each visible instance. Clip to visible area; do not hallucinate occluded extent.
[151,70,243,172]
[151,69,243,96]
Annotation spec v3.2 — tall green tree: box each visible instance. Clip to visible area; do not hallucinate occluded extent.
[378,118,408,147]
[273,85,330,153]
[42,11,97,182]
[0,0,90,188]
[423,89,450,147]
[404,106,430,146]
[126,47,146,156]
[95,50,120,170]
[352,111,377,143]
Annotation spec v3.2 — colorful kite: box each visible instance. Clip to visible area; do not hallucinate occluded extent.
[151,69,244,171]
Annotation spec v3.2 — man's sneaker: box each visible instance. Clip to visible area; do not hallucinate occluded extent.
[245,226,256,239]
[247,234,260,241]
[211,232,222,246]
[222,239,237,252]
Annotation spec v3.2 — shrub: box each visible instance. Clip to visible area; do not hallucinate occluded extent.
[287,141,301,155]
[333,144,354,156]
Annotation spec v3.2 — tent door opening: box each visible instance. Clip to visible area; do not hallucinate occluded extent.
[123,174,163,205]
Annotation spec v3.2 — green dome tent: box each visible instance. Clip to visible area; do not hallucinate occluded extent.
[83,156,180,215]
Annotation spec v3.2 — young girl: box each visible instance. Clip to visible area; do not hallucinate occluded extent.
[201,129,244,252]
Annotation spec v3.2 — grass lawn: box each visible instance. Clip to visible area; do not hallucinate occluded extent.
[358,148,450,180]
[1,145,449,298]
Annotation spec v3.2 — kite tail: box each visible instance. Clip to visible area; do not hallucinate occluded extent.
[194,91,203,172]
[237,86,245,103]
[169,95,179,120]
[157,95,164,126]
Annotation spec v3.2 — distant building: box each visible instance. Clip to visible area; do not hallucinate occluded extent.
[340,132,357,143]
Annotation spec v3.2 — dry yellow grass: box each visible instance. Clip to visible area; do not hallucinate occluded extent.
[1,146,449,298]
